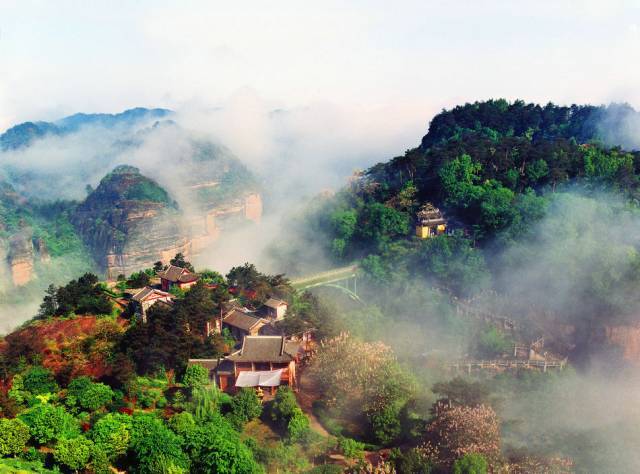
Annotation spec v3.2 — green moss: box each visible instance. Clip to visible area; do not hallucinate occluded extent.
[124,180,171,204]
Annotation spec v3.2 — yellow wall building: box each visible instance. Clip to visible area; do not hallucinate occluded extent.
[415,204,446,239]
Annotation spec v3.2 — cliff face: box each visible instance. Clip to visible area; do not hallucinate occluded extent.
[73,165,192,279]
[2,233,52,286]
[603,324,640,365]
[7,233,35,286]
[190,193,263,254]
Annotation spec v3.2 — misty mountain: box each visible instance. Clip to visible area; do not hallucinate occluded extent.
[0,107,260,303]
[72,165,188,278]
[0,107,171,150]
[420,100,640,150]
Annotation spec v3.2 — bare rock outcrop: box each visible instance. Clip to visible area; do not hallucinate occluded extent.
[7,233,35,286]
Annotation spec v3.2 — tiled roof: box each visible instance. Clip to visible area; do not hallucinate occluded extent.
[158,265,198,283]
[131,286,171,302]
[228,336,296,363]
[223,309,266,332]
[264,298,287,309]
[187,358,234,374]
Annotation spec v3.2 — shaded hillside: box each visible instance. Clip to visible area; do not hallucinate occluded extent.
[0,179,91,288]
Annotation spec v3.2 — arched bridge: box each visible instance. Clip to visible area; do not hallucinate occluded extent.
[290,265,361,302]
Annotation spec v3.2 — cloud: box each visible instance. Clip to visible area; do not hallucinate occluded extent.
[2,2,640,129]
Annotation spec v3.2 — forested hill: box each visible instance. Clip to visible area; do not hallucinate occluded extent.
[285,99,640,332]
[419,100,638,149]
[363,100,640,242]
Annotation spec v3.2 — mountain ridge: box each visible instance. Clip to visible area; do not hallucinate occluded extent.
[0,107,172,150]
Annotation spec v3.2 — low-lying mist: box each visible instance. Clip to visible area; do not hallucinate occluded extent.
[292,186,640,472]
[0,94,427,330]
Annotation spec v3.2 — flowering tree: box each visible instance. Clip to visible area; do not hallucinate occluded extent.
[311,333,412,409]
[421,404,500,469]
[310,333,414,444]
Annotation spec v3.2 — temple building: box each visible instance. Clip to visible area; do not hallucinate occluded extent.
[130,286,173,322]
[262,297,288,321]
[415,203,447,238]
[221,307,268,339]
[157,265,199,291]
[188,335,301,394]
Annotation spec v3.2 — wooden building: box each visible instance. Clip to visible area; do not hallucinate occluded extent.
[222,308,268,340]
[263,297,288,321]
[189,335,301,394]
[157,265,199,292]
[416,203,447,239]
[130,286,173,322]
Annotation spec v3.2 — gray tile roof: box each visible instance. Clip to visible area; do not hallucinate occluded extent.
[187,358,234,375]
[228,336,296,363]
[158,265,198,283]
[131,286,171,302]
[223,309,266,332]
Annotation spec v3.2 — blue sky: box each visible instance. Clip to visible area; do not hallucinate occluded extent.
[1,0,639,131]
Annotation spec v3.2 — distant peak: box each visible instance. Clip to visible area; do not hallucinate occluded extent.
[111,164,141,175]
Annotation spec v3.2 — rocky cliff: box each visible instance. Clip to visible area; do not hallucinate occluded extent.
[603,324,640,365]
[7,233,36,286]
[73,163,263,279]
[72,165,192,279]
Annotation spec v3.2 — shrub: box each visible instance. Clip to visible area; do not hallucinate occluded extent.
[287,408,310,442]
[22,367,58,395]
[20,404,79,444]
[396,448,433,474]
[130,413,189,474]
[127,271,151,288]
[54,435,93,471]
[271,387,310,441]
[0,418,30,456]
[182,416,261,473]
[89,413,132,460]
[169,412,196,437]
[338,437,365,460]
[452,453,488,474]
[67,377,92,399]
[22,446,45,463]
[476,327,512,358]
[368,404,402,445]
[68,377,114,411]
[271,387,298,423]
[182,364,209,390]
[191,386,223,423]
[230,388,263,426]
[81,383,114,411]
[89,444,112,474]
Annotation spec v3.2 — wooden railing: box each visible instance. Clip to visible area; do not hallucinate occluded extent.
[449,358,567,373]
